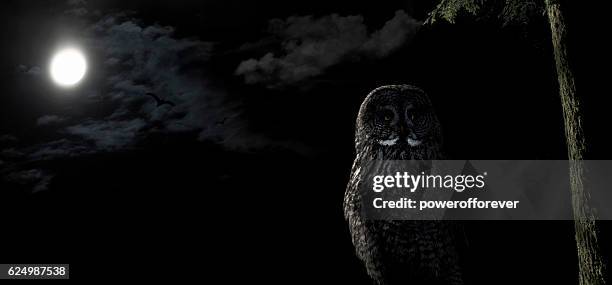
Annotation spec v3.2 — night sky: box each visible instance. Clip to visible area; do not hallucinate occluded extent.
[1,0,611,282]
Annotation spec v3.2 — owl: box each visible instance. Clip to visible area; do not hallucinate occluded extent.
[344,85,463,285]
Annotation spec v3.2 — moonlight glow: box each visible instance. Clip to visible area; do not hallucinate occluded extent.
[50,48,87,87]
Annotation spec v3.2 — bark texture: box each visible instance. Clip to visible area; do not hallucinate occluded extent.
[545,1,606,284]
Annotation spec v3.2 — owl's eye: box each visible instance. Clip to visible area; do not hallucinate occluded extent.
[381,109,394,122]
[408,112,415,121]
[407,109,421,121]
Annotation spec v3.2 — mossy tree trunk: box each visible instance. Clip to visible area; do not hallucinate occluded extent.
[544,1,605,284]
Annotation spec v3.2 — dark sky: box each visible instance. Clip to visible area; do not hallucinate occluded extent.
[1,0,611,282]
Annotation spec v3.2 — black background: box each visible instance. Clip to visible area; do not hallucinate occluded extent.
[1,0,611,282]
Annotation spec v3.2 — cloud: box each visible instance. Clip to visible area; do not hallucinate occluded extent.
[65,119,147,151]
[76,14,304,153]
[235,10,421,88]
[84,14,212,104]
[29,139,92,160]
[1,148,25,159]
[65,0,89,17]
[362,10,422,57]
[5,169,54,192]
[0,134,18,144]
[17,65,42,76]
[37,115,67,126]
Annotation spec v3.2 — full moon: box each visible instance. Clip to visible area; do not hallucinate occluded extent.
[50,48,87,87]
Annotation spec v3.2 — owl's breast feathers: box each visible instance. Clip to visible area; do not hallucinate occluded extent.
[344,152,462,285]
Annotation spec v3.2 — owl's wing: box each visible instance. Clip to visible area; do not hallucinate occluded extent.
[344,154,388,284]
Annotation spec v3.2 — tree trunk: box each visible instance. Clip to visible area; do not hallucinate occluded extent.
[545,1,606,284]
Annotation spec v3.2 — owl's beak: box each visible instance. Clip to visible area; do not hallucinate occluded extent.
[398,124,412,139]
[399,124,421,146]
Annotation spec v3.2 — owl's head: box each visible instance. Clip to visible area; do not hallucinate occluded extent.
[355,85,442,153]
